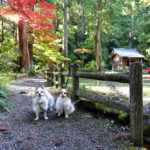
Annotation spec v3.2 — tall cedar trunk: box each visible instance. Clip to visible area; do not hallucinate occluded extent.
[28,5,34,72]
[18,21,30,72]
[129,15,134,48]
[28,41,33,71]
[95,0,107,71]
[63,0,68,68]
[96,19,102,71]
[81,0,85,34]
[1,0,4,42]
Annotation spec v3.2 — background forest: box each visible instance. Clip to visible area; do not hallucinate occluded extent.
[0,0,149,73]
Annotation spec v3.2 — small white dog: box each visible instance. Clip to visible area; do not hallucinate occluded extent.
[32,86,55,120]
[56,89,75,118]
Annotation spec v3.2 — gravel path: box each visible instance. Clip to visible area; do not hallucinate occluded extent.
[0,76,130,150]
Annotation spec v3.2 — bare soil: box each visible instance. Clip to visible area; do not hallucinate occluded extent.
[0,76,132,150]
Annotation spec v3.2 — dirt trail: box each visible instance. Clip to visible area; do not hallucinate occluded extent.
[0,76,130,150]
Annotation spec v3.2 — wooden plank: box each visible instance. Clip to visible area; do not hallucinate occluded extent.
[130,62,143,146]
[76,72,129,83]
[76,90,130,112]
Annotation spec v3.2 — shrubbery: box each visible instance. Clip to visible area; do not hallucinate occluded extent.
[0,83,10,112]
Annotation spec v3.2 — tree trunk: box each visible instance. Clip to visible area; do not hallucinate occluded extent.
[28,41,34,71]
[96,19,102,71]
[18,21,30,73]
[28,5,34,72]
[63,0,68,68]
[1,0,4,42]
[129,15,134,48]
[81,0,85,34]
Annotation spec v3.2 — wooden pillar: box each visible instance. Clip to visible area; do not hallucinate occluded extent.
[55,68,59,88]
[130,62,143,146]
[60,67,65,88]
[72,64,79,101]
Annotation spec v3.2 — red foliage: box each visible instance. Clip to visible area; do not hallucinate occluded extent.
[3,0,56,29]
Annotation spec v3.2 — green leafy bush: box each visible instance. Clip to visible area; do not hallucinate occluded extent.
[0,83,10,112]
[83,60,97,72]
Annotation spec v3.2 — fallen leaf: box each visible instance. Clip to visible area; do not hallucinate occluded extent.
[27,132,42,141]
[64,134,70,137]
[10,94,16,96]
[0,125,9,131]
[112,132,129,142]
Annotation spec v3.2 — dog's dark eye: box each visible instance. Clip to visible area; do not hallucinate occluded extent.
[37,92,39,94]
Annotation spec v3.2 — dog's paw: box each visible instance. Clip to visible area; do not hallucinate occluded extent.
[65,114,69,118]
[57,113,61,117]
[44,116,48,120]
[34,117,39,121]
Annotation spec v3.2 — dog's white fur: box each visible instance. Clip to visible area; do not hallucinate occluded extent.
[56,89,75,118]
[32,86,55,120]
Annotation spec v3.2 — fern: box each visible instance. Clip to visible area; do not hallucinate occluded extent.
[0,84,10,112]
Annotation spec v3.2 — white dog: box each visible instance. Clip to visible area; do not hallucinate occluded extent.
[56,89,75,118]
[32,86,55,120]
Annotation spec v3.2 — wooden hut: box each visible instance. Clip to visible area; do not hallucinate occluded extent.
[109,48,145,71]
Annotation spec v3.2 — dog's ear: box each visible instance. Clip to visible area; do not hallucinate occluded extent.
[66,90,69,96]
[59,88,62,94]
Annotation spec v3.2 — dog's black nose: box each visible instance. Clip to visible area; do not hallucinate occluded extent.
[39,94,41,97]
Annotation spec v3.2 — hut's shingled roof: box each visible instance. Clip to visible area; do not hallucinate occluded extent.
[113,48,145,58]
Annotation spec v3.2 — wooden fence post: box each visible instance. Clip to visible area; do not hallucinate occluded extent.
[51,68,54,86]
[72,64,79,101]
[55,68,59,88]
[47,68,51,85]
[60,67,65,88]
[44,70,47,79]
[130,62,143,146]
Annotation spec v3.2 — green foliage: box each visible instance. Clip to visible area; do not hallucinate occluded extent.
[0,21,19,72]
[0,83,10,112]
[83,60,97,71]
[118,112,128,122]
[104,120,115,132]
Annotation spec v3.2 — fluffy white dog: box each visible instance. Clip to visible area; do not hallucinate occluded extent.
[32,86,55,120]
[56,89,75,118]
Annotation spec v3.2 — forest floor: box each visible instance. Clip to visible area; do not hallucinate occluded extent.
[0,76,138,150]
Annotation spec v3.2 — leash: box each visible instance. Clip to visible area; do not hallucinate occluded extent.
[65,65,71,89]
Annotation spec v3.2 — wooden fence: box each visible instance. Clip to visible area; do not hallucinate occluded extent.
[44,62,143,146]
